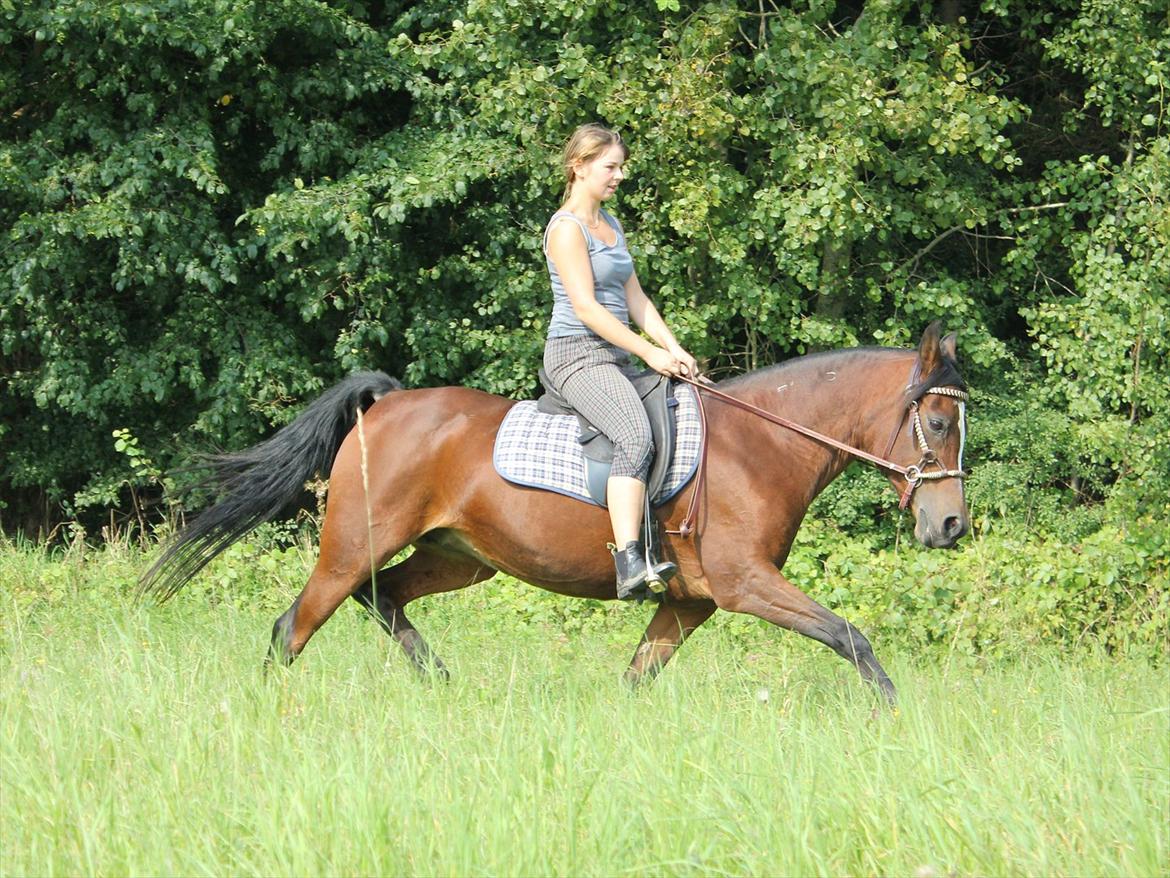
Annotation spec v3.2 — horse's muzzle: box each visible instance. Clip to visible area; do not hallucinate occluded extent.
[914,508,969,548]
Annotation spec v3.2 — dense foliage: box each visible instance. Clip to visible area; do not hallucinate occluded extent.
[2,0,1167,538]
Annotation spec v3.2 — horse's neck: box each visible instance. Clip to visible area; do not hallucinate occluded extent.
[723,351,912,486]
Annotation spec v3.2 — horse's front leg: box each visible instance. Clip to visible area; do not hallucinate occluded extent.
[623,599,716,686]
[714,563,897,704]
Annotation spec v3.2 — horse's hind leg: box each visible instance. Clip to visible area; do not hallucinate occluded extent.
[267,520,407,667]
[268,558,376,666]
[716,565,897,704]
[623,600,716,686]
[350,547,494,678]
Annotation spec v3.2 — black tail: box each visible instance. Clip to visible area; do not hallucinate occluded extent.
[140,371,402,600]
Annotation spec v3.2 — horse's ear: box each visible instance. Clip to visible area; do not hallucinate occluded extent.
[940,331,958,363]
[916,321,943,378]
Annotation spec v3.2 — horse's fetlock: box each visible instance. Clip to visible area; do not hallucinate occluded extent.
[833,621,874,661]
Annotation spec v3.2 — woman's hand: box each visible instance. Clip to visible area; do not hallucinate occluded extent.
[644,346,684,378]
[669,345,700,380]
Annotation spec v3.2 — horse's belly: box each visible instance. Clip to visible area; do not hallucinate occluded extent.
[415,528,616,599]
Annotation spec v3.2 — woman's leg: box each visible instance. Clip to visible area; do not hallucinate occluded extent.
[606,476,646,545]
[553,354,657,597]
[544,337,670,598]
[556,360,653,545]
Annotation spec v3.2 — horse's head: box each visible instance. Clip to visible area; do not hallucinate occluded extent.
[886,323,971,549]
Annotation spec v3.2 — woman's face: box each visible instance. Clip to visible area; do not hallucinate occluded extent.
[574,143,626,201]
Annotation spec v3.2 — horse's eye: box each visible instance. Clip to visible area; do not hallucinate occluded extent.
[929,418,945,433]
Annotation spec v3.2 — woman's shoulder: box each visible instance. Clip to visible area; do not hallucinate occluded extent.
[543,210,590,253]
[545,210,588,233]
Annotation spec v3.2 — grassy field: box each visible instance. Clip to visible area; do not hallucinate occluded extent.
[2,541,1167,877]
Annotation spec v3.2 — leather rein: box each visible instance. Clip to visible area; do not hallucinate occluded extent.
[666,374,969,538]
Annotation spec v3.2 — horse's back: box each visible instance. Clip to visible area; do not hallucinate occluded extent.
[364,385,514,443]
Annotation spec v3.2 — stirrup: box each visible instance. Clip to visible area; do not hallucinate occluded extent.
[644,552,677,593]
[642,496,677,593]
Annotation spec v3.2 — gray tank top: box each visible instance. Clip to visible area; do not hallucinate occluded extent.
[544,209,634,338]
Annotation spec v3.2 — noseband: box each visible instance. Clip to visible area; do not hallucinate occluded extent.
[885,386,970,510]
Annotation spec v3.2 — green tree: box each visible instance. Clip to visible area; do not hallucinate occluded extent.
[1,0,1166,537]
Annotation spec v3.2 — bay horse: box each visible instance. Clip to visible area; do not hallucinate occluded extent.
[143,323,970,703]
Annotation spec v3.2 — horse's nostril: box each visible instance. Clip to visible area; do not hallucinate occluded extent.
[943,515,962,537]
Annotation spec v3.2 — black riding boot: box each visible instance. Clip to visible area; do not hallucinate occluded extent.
[613,541,679,601]
[612,541,650,601]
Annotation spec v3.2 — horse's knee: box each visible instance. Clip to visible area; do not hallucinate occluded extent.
[710,587,779,619]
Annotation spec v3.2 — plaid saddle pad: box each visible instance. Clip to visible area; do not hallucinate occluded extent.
[493,382,702,507]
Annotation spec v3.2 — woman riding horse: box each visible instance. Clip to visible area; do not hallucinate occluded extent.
[543,123,700,601]
[143,324,970,704]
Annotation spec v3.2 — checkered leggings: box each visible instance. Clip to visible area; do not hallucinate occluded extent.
[543,335,653,482]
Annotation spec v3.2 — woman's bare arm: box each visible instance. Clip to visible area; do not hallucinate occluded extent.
[546,219,661,362]
[626,271,698,376]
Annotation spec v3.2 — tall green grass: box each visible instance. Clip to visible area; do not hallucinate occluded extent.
[2,541,1167,876]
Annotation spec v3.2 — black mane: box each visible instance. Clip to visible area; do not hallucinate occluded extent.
[909,354,967,401]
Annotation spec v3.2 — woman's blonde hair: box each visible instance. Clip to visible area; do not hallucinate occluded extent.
[560,123,628,204]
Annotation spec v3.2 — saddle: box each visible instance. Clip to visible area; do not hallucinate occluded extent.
[536,368,678,507]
